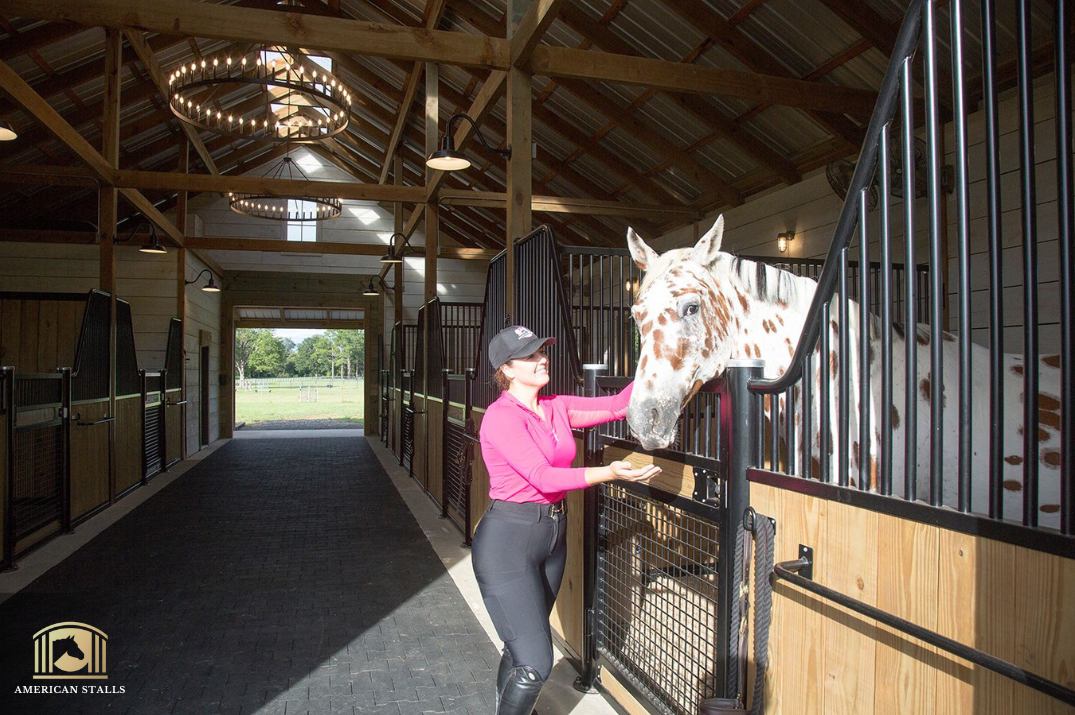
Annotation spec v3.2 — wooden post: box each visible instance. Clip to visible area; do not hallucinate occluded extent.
[220,299,234,439]
[506,2,533,319]
[393,156,405,329]
[175,141,189,459]
[424,62,440,306]
[101,27,121,503]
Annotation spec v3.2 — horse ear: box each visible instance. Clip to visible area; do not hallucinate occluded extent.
[626,227,658,271]
[690,214,725,268]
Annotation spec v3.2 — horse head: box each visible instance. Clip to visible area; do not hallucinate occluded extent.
[625,215,740,450]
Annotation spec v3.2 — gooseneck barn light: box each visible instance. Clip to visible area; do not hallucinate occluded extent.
[185,268,221,293]
[426,113,511,172]
[0,120,17,141]
[380,232,413,264]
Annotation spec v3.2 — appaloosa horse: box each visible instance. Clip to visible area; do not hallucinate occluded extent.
[624,215,1063,528]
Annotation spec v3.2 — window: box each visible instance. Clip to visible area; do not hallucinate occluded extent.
[286,200,318,242]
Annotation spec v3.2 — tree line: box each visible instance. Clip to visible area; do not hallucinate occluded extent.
[234,329,365,382]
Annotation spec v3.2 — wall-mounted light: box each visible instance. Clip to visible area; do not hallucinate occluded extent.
[777,231,795,254]
[0,120,17,141]
[139,225,168,254]
[380,232,412,264]
[426,113,511,172]
[185,268,221,292]
[362,278,380,297]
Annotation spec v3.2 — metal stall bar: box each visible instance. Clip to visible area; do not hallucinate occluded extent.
[772,554,1075,708]
[1055,0,1074,535]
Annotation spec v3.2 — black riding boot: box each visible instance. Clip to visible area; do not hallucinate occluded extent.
[495,648,513,709]
[496,665,544,715]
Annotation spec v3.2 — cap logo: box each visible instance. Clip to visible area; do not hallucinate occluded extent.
[513,327,534,339]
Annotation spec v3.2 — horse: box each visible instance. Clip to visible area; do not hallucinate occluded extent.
[623,215,1063,529]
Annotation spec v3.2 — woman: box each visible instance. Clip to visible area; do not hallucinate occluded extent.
[474,325,661,715]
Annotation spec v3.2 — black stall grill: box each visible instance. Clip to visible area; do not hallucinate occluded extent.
[10,372,69,547]
[596,483,723,715]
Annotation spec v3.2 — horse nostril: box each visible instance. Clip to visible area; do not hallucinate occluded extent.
[650,407,659,426]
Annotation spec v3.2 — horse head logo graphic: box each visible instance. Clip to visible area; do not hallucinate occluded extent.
[33,623,108,680]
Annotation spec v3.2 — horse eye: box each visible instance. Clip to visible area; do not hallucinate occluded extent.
[682,302,700,317]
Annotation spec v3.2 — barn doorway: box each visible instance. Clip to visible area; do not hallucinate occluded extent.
[232,308,365,432]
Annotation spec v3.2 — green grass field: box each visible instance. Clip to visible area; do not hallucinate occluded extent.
[235,380,365,426]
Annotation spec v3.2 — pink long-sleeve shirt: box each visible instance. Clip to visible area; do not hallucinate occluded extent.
[479,382,634,504]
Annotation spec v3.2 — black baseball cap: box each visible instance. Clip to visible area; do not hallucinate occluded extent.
[488,325,557,369]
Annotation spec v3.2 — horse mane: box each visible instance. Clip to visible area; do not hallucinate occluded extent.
[727,254,810,307]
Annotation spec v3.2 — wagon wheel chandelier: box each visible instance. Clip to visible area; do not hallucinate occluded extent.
[167,44,353,142]
[227,152,342,221]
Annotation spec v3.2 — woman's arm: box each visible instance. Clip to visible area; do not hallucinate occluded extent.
[558,381,634,429]
[481,406,590,492]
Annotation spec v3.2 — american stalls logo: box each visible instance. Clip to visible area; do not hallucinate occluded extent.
[13,622,125,695]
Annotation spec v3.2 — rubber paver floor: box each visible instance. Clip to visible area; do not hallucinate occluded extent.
[0,437,499,715]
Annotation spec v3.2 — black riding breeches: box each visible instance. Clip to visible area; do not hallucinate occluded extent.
[471,499,567,680]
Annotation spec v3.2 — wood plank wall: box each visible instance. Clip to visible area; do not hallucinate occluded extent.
[0,296,84,372]
[69,399,111,520]
[114,395,142,493]
[655,75,1068,354]
[748,481,1074,715]
[0,242,220,459]
[184,251,221,453]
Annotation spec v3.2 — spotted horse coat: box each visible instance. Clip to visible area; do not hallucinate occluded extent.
[624,215,1063,529]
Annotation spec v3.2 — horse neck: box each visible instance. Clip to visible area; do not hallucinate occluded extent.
[722,264,815,378]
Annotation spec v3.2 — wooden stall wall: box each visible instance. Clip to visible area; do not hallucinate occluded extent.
[424,397,444,509]
[0,295,84,372]
[748,481,1074,715]
[0,396,7,564]
[184,252,220,454]
[413,394,429,491]
[69,400,110,520]
[0,243,98,294]
[114,395,142,494]
[117,246,176,370]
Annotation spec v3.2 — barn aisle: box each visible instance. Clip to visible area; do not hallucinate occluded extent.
[0,436,499,714]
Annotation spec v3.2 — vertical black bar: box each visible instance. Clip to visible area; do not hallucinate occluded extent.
[902,55,918,504]
[879,123,894,496]
[820,303,831,483]
[159,368,168,472]
[1017,0,1038,527]
[785,386,795,474]
[60,368,72,534]
[1056,0,1074,535]
[858,190,871,490]
[803,352,813,479]
[720,361,761,700]
[2,368,13,569]
[139,369,149,486]
[441,369,449,520]
[839,245,850,487]
[463,368,475,547]
[924,0,945,508]
[951,0,972,512]
[576,364,606,692]
[981,0,1004,520]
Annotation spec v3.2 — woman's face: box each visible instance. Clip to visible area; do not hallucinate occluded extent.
[503,348,550,389]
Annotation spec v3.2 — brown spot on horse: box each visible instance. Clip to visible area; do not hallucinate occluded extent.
[1005,455,1023,465]
[830,351,838,375]
[1003,479,1022,491]
[1039,394,1060,411]
[1041,504,1060,513]
[891,405,901,429]
[1043,354,1060,368]
[1042,451,1061,467]
[1039,408,1060,431]
[736,290,750,313]
[1012,364,1024,375]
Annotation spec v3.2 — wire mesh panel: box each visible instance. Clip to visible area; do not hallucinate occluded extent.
[379,369,390,444]
[597,482,723,715]
[12,422,64,540]
[442,419,475,543]
[400,403,415,476]
[142,371,164,479]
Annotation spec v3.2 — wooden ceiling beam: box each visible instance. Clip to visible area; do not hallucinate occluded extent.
[555,3,800,186]
[529,45,876,115]
[0,21,81,61]
[438,188,701,221]
[510,0,566,68]
[377,0,449,183]
[113,168,427,203]
[124,29,218,174]
[1,0,510,68]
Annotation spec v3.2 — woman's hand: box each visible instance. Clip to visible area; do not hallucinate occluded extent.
[609,460,662,482]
